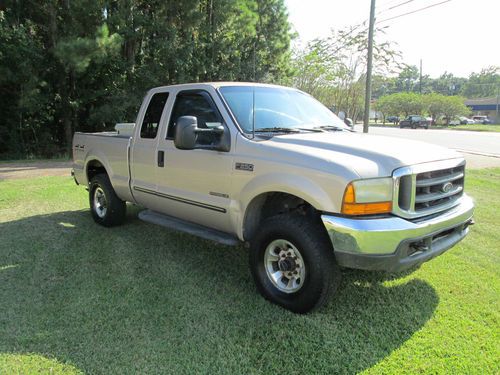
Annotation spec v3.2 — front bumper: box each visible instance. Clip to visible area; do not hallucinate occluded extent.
[321,194,474,272]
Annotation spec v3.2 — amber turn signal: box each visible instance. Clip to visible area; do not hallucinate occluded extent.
[341,183,392,215]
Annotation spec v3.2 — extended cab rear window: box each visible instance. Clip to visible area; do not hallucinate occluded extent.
[140,92,169,139]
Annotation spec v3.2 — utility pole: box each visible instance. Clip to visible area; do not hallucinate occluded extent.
[363,0,376,133]
[419,59,423,94]
[496,85,499,123]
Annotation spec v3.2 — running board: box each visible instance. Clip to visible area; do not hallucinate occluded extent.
[138,210,240,246]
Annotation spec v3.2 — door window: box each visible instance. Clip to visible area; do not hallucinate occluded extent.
[167,91,222,145]
[140,92,169,139]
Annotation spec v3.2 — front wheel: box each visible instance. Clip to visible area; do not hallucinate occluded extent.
[249,214,341,313]
[89,174,126,227]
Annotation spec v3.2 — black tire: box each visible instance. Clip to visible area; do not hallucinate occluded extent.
[89,173,126,227]
[249,214,341,313]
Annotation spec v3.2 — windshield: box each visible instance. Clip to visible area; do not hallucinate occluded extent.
[219,86,348,133]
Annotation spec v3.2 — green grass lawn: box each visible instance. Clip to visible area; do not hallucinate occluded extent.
[450,124,500,132]
[367,122,500,132]
[0,171,499,374]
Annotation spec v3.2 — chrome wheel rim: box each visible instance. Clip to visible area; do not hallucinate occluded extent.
[93,187,107,218]
[264,239,306,294]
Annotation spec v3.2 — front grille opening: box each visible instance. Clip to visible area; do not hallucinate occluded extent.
[414,165,464,213]
[398,175,413,210]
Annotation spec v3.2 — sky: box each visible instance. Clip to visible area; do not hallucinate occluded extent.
[285,0,499,78]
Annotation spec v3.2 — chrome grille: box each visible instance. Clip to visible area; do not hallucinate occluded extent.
[393,159,466,219]
[415,166,464,212]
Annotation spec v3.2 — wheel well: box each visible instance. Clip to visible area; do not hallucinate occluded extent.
[86,160,107,183]
[243,192,320,241]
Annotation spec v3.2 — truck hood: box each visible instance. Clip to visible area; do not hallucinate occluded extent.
[266,131,463,178]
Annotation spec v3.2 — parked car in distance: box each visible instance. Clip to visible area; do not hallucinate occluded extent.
[448,117,461,126]
[459,116,475,125]
[399,115,430,129]
[472,115,491,124]
[343,117,354,129]
[386,115,399,124]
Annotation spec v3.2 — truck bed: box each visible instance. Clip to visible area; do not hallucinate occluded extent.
[72,131,132,201]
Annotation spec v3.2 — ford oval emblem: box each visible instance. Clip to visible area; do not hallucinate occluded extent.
[442,182,453,193]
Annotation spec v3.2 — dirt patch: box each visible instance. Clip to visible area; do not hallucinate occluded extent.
[0,161,72,180]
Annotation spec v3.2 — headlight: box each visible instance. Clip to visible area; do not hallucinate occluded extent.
[341,178,393,215]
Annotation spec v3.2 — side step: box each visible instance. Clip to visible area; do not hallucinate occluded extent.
[138,209,240,246]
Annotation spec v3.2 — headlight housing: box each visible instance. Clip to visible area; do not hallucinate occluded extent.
[341,178,393,215]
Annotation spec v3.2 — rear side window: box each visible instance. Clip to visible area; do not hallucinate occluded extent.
[140,92,169,139]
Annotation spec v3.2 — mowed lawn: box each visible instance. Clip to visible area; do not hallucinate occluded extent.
[0,170,498,374]
[368,123,500,132]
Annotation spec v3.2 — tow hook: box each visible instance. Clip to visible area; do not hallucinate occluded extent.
[410,241,429,253]
[464,219,475,229]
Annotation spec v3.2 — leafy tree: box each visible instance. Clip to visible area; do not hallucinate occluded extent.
[430,72,467,96]
[0,0,293,158]
[376,92,469,125]
[373,94,398,123]
[291,24,402,121]
[395,65,419,92]
[440,95,469,124]
[461,66,500,98]
[390,92,424,117]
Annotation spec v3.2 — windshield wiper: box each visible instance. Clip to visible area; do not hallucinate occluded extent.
[254,127,300,133]
[255,127,323,133]
[315,125,346,132]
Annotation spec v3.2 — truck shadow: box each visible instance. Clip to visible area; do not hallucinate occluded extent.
[0,209,439,374]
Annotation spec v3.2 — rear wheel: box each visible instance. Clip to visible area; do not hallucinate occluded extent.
[89,174,126,227]
[249,214,341,313]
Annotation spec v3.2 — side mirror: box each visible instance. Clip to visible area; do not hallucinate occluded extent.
[174,116,198,150]
[174,116,230,152]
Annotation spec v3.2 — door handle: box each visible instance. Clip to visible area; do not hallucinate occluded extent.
[158,150,165,167]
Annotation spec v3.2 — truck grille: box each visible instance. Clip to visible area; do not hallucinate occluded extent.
[393,160,465,219]
[414,166,464,212]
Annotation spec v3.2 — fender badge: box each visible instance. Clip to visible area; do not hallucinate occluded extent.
[235,162,254,172]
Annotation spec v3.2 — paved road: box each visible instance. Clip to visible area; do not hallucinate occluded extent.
[352,125,500,169]
[354,125,500,157]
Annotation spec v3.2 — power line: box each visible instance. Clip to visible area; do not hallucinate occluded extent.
[377,0,452,24]
[376,0,417,15]
[387,0,417,10]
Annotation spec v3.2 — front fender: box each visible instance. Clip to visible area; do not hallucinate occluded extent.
[234,172,343,240]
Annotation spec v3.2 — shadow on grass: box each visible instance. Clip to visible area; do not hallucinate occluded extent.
[0,209,439,374]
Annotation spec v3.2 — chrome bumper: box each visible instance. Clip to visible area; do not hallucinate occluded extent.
[321,194,474,272]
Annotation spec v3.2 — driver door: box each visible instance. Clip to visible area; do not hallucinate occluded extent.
[155,89,234,233]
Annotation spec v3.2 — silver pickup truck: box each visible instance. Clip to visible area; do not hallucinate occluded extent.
[72,82,474,313]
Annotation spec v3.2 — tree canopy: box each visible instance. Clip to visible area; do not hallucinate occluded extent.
[0,2,497,159]
[0,0,292,158]
[374,92,469,124]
